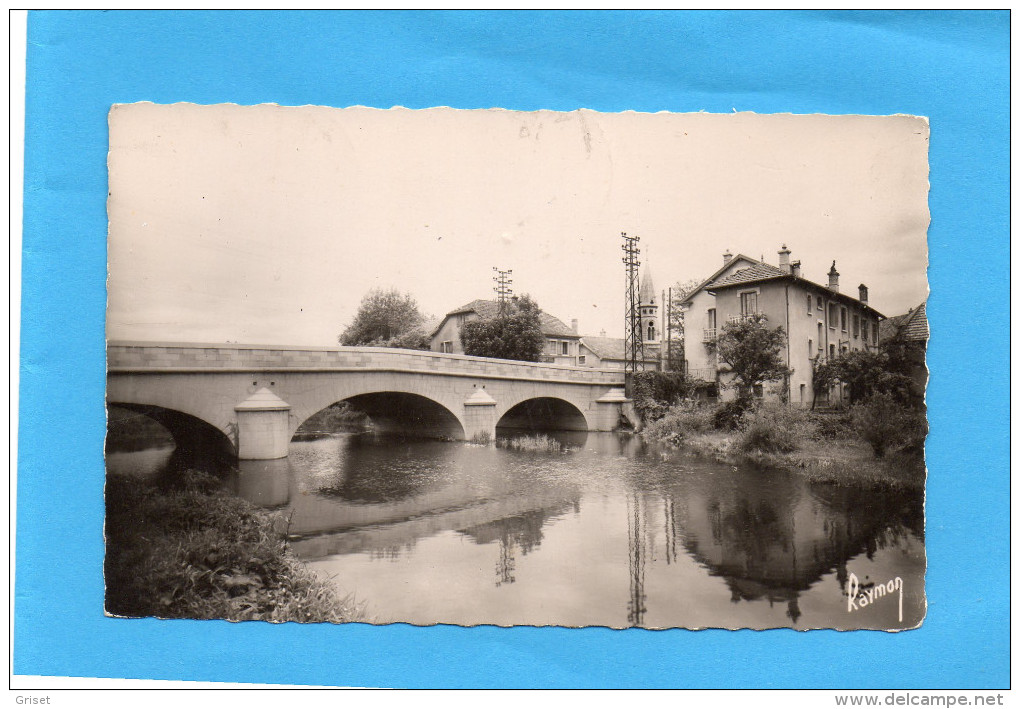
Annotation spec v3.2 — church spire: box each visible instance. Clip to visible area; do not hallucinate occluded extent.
[640,264,655,305]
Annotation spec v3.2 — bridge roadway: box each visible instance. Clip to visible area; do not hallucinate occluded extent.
[107,341,635,460]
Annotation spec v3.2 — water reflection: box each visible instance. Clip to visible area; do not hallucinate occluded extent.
[112,431,924,628]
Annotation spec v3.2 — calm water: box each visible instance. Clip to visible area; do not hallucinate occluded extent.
[108,431,925,630]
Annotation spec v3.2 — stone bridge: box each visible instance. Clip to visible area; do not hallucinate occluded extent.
[107,342,635,460]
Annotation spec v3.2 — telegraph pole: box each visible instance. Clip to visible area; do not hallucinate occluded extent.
[492,267,513,314]
[621,232,644,376]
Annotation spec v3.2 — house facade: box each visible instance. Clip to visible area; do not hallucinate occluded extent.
[429,298,583,366]
[679,251,763,384]
[578,335,660,370]
[683,246,885,407]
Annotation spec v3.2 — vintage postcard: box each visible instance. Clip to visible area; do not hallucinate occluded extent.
[105,104,929,630]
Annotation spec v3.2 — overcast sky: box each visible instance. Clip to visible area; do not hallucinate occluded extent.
[107,104,929,346]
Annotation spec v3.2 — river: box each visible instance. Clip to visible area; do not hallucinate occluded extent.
[106,430,925,630]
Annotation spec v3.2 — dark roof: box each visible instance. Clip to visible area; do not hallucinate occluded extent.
[442,299,579,338]
[678,254,762,306]
[707,262,786,288]
[580,336,658,363]
[707,266,886,320]
[880,302,928,342]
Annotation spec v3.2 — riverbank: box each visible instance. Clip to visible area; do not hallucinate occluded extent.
[105,470,363,623]
[673,431,925,490]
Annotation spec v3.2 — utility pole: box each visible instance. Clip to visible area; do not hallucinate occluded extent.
[492,267,513,314]
[665,286,671,372]
[621,232,644,377]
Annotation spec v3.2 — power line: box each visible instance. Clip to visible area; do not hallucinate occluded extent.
[621,232,644,375]
[492,267,513,313]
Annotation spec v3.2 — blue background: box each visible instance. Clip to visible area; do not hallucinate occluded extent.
[15,11,1009,688]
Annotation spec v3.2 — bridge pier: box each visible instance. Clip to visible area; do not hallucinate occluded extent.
[234,388,292,459]
[594,388,640,432]
[463,387,498,442]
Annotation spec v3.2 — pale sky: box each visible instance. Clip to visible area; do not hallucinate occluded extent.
[107,104,929,346]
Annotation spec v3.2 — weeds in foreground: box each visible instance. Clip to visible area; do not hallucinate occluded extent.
[105,472,363,623]
[496,433,564,452]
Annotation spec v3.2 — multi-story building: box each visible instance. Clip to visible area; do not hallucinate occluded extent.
[429,298,583,366]
[681,245,885,407]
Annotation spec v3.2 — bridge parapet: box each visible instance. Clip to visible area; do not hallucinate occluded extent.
[108,342,626,385]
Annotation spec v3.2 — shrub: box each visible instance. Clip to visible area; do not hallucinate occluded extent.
[712,398,753,431]
[643,401,714,446]
[808,410,855,440]
[632,371,700,422]
[851,393,925,458]
[736,402,815,455]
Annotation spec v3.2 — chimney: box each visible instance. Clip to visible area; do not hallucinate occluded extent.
[571,318,578,333]
[778,244,792,274]
[827,261,840,292]
[791,260,802,278]
[858,284,868,304]
[723,249,733,264]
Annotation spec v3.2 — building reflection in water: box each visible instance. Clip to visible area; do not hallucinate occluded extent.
[622,467,922,627]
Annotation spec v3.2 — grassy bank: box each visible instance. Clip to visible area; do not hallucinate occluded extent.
[643,400,926,491]
[105,471,362,623]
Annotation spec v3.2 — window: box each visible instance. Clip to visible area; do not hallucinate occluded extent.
[806,294,812,313]
[841,344,848,354]
[829,344,836,359]
[561,341,569,356]
[818,297,824,311]
[862,321,869,342]
[740,291,758,316]
[841,307,848,331]
[799,384,806,403]
[808,338,813,355]
[817,322,823,347]
[707,308,716,329]
[853,314,860,338]
[441,341,453,353]
[873,322,879,342]
[828,303,838,328]
[753,384,764,398]
[647,323,655,341]
[578,355,586,365]
[548,340,558,354]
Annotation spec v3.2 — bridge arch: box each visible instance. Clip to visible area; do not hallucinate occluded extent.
[106,402,237,468]
[290,385,467,441]
[496,396,591,433]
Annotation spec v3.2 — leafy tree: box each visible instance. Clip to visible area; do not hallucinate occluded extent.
[460,294,545,362]
[814,344,918,408]
[339,288,430,348]
[715,314,789,398]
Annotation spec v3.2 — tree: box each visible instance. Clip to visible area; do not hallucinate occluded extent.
[460,294,545,362]
[715,314,789,398]
[338,288,430,348]
[813,343,918,408]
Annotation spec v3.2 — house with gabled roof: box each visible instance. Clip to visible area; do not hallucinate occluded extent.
[677,251,765,383]
[682,246,886,407]
[880,301,929,397]
[429,298,583,365]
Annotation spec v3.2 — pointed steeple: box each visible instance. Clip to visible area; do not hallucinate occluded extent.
[639,265,656,305]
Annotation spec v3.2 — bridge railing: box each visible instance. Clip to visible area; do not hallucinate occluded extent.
[107,342,627,385]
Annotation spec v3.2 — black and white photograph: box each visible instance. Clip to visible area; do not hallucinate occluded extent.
[104,103,929,630]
